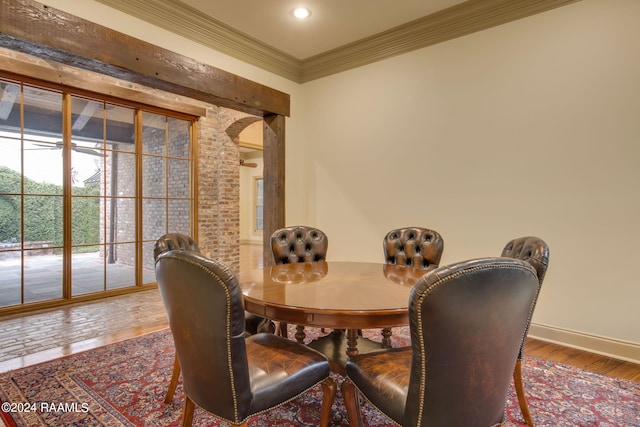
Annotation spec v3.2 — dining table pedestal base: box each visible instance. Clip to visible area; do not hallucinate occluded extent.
[307,329,384,375]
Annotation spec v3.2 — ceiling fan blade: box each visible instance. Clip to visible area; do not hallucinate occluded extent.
[32,142,61,149]
[239,159,258,168]
[72,146,102,156]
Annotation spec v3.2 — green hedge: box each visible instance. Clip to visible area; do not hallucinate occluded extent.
[0,166,100,245]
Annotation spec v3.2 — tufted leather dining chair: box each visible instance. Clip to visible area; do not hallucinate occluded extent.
[502,236,550,427]
[383,227,444,269]
[155,249,336,427]
[342,257,539,427]
[154,233,274,404]
[271,225,328,264]
[270,226,328,338]
[381,227,444,345]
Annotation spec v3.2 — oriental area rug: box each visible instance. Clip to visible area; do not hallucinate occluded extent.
[0,326,638,426]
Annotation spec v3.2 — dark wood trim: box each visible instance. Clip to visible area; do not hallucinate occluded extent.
[0,0,290,117]
[262,114,286,267]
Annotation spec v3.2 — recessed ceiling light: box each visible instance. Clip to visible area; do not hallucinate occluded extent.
[292,7,311,19]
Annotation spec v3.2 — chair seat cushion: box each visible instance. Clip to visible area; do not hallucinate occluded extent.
[345,347,411,425]
[247,333,331,413]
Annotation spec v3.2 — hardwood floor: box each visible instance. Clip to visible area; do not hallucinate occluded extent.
[0,243,638,384]
[525,337,640,382]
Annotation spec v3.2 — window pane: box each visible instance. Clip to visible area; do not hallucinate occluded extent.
[257,178,264,205]
[23,139,63,195]
[0,80,20,128]
[142,112,166,155]
[106,197,135,243]
[23,86,62,136]
[71,97,103,142]
[72,196,101,246]
[24,195,63,246]
[255,178,263,232]
[23,87,63,194]
[72,251,105,296]
[142,156,166,197]
[141,241,156,284]
[255,205,263,231]
[0,253,21,307]
[107,243,136,290]
[142,198,166,241]
[106,104,135,152]
[167,159,190,198]
[0,135,22,190]
[71,146,103,196]
[0,195,20,243]
[0,81,22,195]
[168,199,191,235]
[168,117,190,158]
[106,151,135,197]
[24,250,62,303]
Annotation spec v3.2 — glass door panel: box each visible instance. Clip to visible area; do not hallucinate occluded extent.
[0,77,194,310]
[0,80,22,307]
[71,251,105,295]
[24,250,63,303]
[141,240,156,283]
[107,242,136,289]
[168,200,191,235]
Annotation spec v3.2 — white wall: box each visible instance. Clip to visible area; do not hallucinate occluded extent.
[296,0,640,347]
[41,0,640,354]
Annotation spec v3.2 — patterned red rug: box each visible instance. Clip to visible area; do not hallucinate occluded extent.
[0,326,638,426]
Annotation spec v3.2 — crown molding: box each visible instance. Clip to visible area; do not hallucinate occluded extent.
[301,0,582,82]
[93,0,303,81]
[95,0,581,84]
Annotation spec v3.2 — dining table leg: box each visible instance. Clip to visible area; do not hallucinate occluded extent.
[295,325,306,343]
[381,327,392,348]
[346,329,360,358]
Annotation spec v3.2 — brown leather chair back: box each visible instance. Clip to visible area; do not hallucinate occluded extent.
[383,227,443,269]
[502,236,550,359]
[404,258,539,426]
[501,236,549,284]
[154,233,271,336]
[270,226,328,264]
[153,233,200,260]
[155,250,252,421]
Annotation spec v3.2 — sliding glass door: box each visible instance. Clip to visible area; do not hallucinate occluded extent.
[0,76,195,310]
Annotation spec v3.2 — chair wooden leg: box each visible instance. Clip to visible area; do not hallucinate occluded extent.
[180,396,195,427]
[514,359,535,427]
[319,377,337,427]
[341,378,363,427]
[165,354,181,403]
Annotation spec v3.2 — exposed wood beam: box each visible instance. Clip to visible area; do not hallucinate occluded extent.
[262,114,286,267]
[0,0,290,117]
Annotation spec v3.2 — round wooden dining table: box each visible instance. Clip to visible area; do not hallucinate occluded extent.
[239,261,426,374]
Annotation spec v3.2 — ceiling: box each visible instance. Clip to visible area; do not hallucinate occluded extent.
[94,0,579,82]
[179,0,467,60]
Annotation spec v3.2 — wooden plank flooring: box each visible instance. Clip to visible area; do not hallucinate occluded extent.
[525,337,640,382]
[0,244,638,384]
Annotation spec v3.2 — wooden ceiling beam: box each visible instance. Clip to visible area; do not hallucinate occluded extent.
[0,0,290,117]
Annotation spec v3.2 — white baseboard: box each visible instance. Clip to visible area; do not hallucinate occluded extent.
[529,323,640,365]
